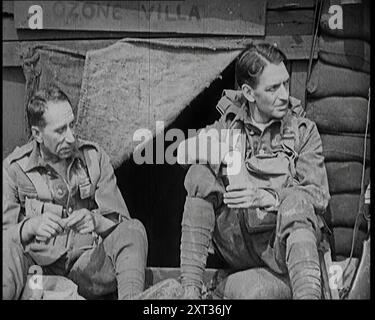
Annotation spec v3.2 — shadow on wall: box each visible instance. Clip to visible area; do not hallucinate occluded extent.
[114,62,235,267]
[3,67,28,159]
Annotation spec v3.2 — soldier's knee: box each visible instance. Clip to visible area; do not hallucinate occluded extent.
[280,191,314,213]
[277,191,320,240]
[118,219,148,248]
[182,196,215,227]
[279,192,316,222]
[219,269,292,299]
[184,165,217,199]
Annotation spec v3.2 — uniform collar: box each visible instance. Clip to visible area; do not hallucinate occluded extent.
[24,139,86,172]
[231,100,294,134]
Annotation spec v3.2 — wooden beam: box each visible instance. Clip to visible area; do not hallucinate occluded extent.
[3,16,18,41]
[267,0,315,10]
[14,0,267,36]
[290,60,309,106]
[3,42,21,67]
[3,35,316,67]
[266,9,314,35]
[3,36,317,67]
[259,35,317,60]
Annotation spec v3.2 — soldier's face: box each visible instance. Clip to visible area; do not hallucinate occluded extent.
[248,62,290,122]
[39,101,76,159]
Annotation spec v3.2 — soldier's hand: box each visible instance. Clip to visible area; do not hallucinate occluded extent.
[224,184,277,209]
[30,212,66,240]
[224,183,260,209]
[66,208,96,234]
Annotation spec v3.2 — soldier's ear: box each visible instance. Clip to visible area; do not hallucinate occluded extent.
[241,84,255,103]
[31,126,43,143]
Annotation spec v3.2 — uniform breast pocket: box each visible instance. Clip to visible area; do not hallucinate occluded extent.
[24,197,44,218]
[79,182,95,200]
[18,186,38,204]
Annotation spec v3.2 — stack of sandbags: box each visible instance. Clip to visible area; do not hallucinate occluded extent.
[305,0,370,261]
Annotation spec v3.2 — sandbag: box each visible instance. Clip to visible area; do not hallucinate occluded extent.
[320,0,370,42]
[306,97,369,134]
[307,61,370,99]
[332,227,368,259]
[327,193,368,231]
[318,36,370,74]
[213,268,291,299]
[325,162,370,194]
[21,275,85,300]
[321,134,370,163]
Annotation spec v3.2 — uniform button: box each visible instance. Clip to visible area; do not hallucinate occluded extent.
[249,130,255,135]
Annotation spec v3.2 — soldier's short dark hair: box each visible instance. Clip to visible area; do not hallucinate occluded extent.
[27,85,71,128]
[235,42,287,89]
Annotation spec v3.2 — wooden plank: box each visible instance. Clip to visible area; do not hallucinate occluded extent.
[3,67,29,159]
[290,60,308,105]
[3,13,183,41]
[267,9,314,35]
[267,0,315,10]
[2,16,18,40]
[2,1,14,14]
[3,35,316,67]
[259,35,317,60]
[4,28,160,41]
[14,0,267,36]
[267,9,314,23]
[3,42,21,67]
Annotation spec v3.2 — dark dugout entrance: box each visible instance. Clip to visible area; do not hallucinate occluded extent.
[115,61,236,267]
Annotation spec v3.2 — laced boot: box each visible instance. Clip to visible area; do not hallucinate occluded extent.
[286,229,322,299]
[182,285,202,300]
[180,197,215,300]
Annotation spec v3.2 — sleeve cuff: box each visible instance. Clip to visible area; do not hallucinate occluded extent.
[260,188,280,211]
[5,218,31,248]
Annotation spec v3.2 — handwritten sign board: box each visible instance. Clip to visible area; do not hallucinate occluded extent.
[14,0,266,35]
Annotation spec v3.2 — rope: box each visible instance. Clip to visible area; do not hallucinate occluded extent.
[341,89,371,298]
[305,0,324,98]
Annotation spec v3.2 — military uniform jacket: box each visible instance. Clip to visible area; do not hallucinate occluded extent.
[178,90,331,214]
[3,138,130,265]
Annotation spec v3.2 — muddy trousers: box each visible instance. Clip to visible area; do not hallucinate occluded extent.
[180,165,322,299]
[3,219,148,300]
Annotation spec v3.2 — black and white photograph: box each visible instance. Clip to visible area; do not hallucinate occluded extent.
[2,0,371,307]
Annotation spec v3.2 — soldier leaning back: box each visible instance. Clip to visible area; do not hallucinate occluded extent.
[3,86,148,300]
[177,42,331,299]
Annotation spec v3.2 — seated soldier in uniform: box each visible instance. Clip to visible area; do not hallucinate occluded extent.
[177,43,331,299]
[3,85,148,300]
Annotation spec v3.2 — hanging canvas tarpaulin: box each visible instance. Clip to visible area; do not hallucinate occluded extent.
[75,38,242,168]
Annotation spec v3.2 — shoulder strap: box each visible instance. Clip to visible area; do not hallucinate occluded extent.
[16,157,52,202]
[289,97,306,118]
[216,90,244,115]
[280,115,301,170]
[280,116,301,179]
[83,147,100,187]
